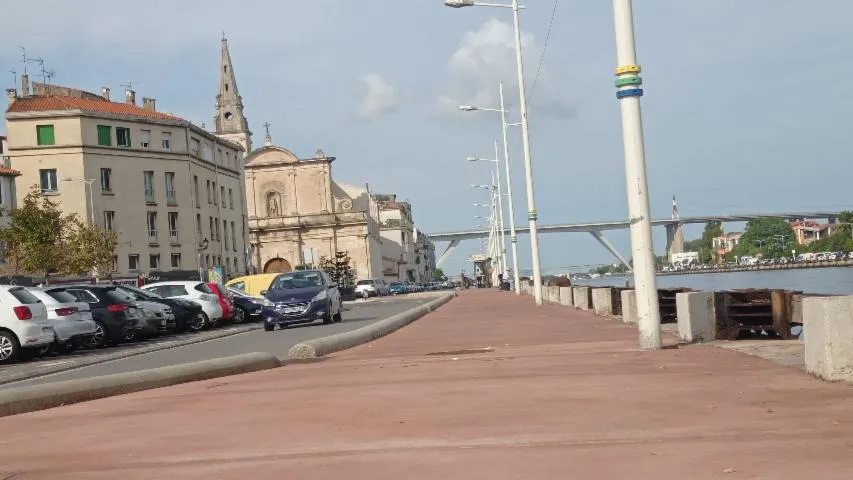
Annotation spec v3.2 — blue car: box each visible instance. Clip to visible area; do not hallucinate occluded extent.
[262,270,343,331]
[388,281,408,295]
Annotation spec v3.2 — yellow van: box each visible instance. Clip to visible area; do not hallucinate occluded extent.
[225,273,280,297]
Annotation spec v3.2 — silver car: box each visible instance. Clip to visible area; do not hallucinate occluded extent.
[354,279,389,298]
[27,287,98,354]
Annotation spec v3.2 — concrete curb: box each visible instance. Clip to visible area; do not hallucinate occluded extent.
[0,352,281,418]
[0,324,261,387]
[287,291,457,360]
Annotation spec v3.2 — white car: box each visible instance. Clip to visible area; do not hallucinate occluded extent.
[141,281,223,328]
[27,287,98,354]
[0,285,53,364]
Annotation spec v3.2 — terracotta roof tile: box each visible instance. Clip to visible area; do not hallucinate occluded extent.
[0,165,21,177]
[6,95,183,121]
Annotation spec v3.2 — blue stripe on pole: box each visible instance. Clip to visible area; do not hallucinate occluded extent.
[616,88,643,99]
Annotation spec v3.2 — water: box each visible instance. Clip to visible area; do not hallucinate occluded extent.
[573,267,853,295]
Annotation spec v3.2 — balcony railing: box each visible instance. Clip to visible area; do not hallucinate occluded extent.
[169,229,179,243]
[166,190,177,205]
[148,230,158,243]
[145,188,156,204]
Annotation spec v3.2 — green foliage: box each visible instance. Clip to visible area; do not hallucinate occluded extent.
[434,267,446,281]
[318,251,355,287]
[731,217,794,259]
[63,219,119,278]
[589,262,630,275]
[681,222,723,264]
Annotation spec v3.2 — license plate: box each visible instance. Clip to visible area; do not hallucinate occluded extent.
[284,307,302,314]
[42,327,53,333]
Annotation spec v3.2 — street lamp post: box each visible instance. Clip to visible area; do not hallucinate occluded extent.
[472,182,504,274]
[197,238,210,282]
[445,0,544,305]
[62,177,96,225]
[611,0,661,350]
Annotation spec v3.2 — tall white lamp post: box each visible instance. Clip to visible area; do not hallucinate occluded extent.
[446,0,544,305]
[611,0,662,350]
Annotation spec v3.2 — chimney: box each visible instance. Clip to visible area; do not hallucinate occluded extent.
[142,97,156,111]
[20,73,29,97]
[101,87,110,100]
[125,88,136,105]
[6,88,17,107]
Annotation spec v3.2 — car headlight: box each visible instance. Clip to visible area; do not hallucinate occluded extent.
[260,298,275,307]
[142,308,154,317]
[312,289,328,302]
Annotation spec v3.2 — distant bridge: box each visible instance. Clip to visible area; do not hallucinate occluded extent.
[429,211,846,269]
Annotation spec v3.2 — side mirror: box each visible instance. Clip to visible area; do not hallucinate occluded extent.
[259,290,267,296]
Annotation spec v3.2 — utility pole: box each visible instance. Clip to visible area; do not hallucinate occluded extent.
[612,0,662,350]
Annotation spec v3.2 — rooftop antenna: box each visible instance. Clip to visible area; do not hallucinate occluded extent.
[222,30,227,41]
[40,64,55,84]
[18,46,27,74]
[120,81,136,91]
[9,70,16,88]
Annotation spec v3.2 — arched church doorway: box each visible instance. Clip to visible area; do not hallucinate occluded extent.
[263,258,293,273]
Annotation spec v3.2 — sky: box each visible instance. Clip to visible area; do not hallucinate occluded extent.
[2,0,852,275]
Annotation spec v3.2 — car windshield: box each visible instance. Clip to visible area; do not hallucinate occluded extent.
[356,280,374,286]
[390,282,403,287]
[45,289,78,303]
[272,272,323,290]
[120,285,158,299]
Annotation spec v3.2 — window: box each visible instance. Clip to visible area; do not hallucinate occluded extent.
[36,125,55,146]
[193,175,200,207]
[149,254,160,270]
[231,221,237,251]
[97,125,112,146]
[233,257,238,272]
[100,168,112,192]
[116,127,131,147]
[215,217,220,241]
[196,213,202,237]
[228,189,234,209]
[104,211,116,231]
[217,149,222,165]
[39,169,58,193]
[223,221,229,250]
[162,132,172,151]
[140,129,151,148]
[128,254,140,270]
[221,186,226,207]
[170,253,181,269]
[225,151,231,167]
[147,212,158,242]
[168,212,178,243]
[190,138,200,157]
[206,180,211,204]
[203,144,213,161]
[165,172,176,205]
[111,256,118,272]
[205,254,210,268]
[209,217,214,240]
[144,171,155,203]
[212,182,217,204]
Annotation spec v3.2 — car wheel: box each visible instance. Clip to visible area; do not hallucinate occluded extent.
[123,328,140,342]
[232,306,247,324]
[0,331,21,364]
[61,343,78,354]
[86,321,107,349]
[263,322,275,331]
[188,313,206,332]
[333,305,343,323]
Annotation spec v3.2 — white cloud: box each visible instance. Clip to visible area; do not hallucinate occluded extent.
[356,73,399,121]
[436,18,576,119]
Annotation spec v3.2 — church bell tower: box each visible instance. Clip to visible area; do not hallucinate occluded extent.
[214,34,253,154]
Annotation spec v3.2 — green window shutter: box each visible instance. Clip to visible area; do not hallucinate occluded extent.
[36,125,55,146]
[97,126,111,146]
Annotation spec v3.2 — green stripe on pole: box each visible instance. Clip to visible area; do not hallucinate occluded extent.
[615,75,642,87]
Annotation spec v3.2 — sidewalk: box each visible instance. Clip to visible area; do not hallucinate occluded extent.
[1,289,853,479]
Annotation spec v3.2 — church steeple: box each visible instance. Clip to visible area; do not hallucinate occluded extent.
[214,34,252,153]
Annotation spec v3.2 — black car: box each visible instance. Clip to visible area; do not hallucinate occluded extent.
[262,270,343,331]
[112,284,205,332]
[55,285,142,348]
[223,286,271,323]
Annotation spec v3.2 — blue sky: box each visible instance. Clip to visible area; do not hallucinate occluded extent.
[2,1,852,275]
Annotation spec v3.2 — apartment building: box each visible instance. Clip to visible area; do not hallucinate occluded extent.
[377,194,416,281]
[0,136,21,228]
[4,78,248,278]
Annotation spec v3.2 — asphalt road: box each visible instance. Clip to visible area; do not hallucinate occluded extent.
[3,295,432,389]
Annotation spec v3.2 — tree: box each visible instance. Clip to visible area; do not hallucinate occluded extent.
[318,251,355,287]
[63,218,119,278]
[0,186,77,282]
[731,217,794,259]
[434,267,447,281]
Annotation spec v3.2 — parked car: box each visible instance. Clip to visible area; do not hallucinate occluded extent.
[57,285,143,348]
[354,278,389,298]
[262,269,343,330]
[225,273,279,297]
[141,281,224,329]
[225,286,274,322]
[389,281,408,295]
[111,290,175,340]
[113,284,205,333]
[27,287,97,354]
[0,286,53,364]
[207,283,235,325]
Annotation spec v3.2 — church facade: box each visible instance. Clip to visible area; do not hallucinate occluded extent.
[213,38,382,281]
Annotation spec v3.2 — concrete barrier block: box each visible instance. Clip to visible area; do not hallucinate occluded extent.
[559,287,573,307]
[539,286,549,303]
[573,287,590,310]
[547,286,561,304]
[621,290,637,324]
[676,291,715,343]
[592,288,614,316]
[804,295,853,383]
